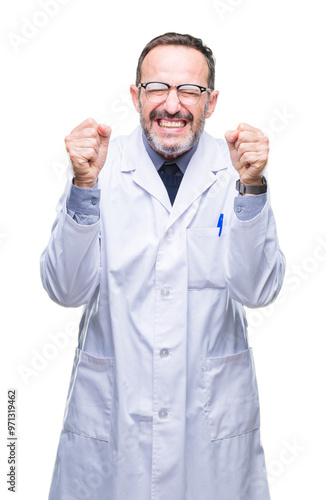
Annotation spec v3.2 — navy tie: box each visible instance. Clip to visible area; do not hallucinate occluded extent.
[158,162,183,205]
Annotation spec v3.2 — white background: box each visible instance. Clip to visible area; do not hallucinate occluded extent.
[1,0,325,498]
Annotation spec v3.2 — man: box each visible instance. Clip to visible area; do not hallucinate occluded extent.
[41,32,285,500]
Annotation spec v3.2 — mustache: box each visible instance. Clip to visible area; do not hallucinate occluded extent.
[149,109,193,122]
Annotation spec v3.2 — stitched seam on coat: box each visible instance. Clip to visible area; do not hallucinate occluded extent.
[63,427,109,442]
[188,287,225,291]
[210,426,260,442]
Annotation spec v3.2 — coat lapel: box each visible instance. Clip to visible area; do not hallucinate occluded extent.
[166,132,230,229]
[119,127,230,221]
[120,126,171,212]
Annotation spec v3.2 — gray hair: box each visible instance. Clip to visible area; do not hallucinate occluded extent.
[135,32,216,90]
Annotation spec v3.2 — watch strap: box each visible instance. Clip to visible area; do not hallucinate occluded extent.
[236,176,267,195]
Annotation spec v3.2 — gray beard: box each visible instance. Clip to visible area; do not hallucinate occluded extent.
[140,102,208,156]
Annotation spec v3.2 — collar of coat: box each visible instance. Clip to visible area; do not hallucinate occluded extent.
[117,125,232,223]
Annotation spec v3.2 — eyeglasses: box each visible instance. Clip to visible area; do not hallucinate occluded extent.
[138,81,211,106]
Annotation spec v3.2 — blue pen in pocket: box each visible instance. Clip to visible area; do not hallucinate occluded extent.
[217,214,224,237]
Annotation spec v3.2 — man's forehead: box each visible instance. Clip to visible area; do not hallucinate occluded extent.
[141,45,209,85]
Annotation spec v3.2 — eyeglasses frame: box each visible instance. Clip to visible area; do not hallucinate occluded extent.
[138,81,212,106]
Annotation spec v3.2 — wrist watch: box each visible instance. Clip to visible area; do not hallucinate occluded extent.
[236,176,267,195]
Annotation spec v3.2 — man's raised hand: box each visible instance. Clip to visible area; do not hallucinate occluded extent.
[65,118,112,188]
[224,123,269,185]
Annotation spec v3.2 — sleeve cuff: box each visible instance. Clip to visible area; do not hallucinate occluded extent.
[66,182,101,225]
[234,193,267,221]
[67,182,101,216]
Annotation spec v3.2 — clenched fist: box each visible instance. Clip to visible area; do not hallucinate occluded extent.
[224,123,269,186]
[65,118,112,188]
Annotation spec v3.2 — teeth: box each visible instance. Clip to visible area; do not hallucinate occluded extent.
[159,120,185,128]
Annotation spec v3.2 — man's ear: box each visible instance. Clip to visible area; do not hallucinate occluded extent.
[205,90,219,119]
[130,84,141,114]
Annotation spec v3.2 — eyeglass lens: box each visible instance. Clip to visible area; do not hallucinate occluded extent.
[145,83,202,105]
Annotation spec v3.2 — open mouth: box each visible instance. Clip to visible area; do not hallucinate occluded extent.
[156,118,188,129]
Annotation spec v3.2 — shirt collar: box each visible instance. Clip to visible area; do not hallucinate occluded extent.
[142,132,199,175]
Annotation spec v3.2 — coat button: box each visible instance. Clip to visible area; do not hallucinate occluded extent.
[158,409,169,419]
[161,287,171,298]
[166,228,174,239]
[91,197,98,205]
[160,348,170,358]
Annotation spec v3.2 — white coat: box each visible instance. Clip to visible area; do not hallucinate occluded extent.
[41,125,285,500]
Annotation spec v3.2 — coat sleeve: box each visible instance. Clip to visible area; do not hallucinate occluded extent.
[225,195,285,308]
[40,182,101,308]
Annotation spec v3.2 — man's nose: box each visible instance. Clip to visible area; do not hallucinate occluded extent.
[163,88,182,114]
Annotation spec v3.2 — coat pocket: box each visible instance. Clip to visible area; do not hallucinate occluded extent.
[63,348,115,442]
[186,227,228,290]
[203,348,260,441]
